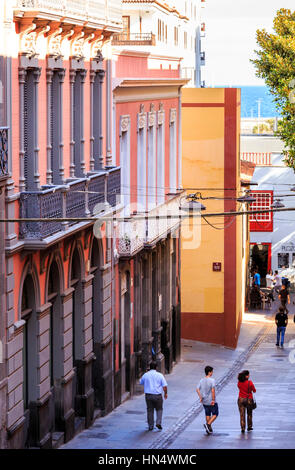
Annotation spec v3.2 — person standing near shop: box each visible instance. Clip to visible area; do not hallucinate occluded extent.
[275,306,288,347]
[197,365,219,435]
[140,361,168,431]
[253,269,261,287]
[237,370,256,433]
[266,270,274,288]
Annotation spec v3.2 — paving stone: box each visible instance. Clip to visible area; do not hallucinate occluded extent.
[61,299,295,450]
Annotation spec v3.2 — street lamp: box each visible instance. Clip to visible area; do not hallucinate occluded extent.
[271,199,285,208]
[237,194,256,203]
[179,199,206,212]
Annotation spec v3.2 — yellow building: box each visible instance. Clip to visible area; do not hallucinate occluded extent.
[181,88,249,348]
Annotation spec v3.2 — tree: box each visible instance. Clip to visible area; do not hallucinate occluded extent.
[252,9,295,169]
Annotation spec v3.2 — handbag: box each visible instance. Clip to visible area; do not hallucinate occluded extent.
[247,381,257,410]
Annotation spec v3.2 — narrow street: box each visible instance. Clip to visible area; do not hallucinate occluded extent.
[62,297,295,450]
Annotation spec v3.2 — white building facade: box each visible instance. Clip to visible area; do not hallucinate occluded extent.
[113,0,205,87]
[242,136,295,279]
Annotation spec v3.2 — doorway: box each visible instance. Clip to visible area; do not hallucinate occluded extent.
[250,243,271,287]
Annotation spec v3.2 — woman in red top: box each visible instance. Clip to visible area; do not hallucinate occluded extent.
[237,370,256,433]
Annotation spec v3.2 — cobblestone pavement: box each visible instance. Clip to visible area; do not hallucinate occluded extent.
[62,299,295,449]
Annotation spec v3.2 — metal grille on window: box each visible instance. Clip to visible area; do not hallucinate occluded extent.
[250,192,272,222]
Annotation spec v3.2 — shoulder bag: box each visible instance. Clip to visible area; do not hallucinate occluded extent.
[247,381,257,410]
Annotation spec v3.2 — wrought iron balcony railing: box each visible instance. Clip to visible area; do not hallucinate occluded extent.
[117,193,183,257]
[14,0,122,30]
[107,166,121,207]
[0,127,9,179]
[112,32,156,46]
[19,168,120,240]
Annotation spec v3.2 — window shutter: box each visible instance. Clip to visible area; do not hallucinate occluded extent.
[24,78,28,189]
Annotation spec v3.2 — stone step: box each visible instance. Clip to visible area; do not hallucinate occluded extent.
[52,431,64,449]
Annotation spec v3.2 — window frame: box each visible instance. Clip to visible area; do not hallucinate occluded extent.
[249,190,273,232]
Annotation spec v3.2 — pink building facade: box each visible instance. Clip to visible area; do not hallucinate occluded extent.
[0,1,186,448]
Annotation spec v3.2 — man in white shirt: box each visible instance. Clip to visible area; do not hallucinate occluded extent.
[140,361,168,431]
[266,270,274,288]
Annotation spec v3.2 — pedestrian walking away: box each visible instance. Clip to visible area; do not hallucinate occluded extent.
[278,284,290,314]
[197,365,219,435]
[275,306,288,347]
[139,361,168,431]
[237,370,256,433]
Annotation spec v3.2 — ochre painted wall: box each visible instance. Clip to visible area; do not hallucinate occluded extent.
[181,88,243,348]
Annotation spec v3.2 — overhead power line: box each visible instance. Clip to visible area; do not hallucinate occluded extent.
[2,205,295,223]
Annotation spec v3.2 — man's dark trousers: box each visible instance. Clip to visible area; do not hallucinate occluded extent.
[145,393,163,427]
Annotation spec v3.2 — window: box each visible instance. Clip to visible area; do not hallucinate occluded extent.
[120,115,130,216]
[48,69,65,184]
[250,191,273,232]
[184,32,187,49]
[169,109,177,193]
[92,69,105,170]
[174,27,179,46]
[0,56,6,126]
[147,108,156,210]
[23,68,41,191]
[71,69,87,178]
[122,16,130,39]
[157,108,165,205]
[158,20,166,42]
[278,253,289,269]
[137,111,146,212]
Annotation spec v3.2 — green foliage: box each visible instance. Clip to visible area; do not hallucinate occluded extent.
[251,8,295,169]
[252,123,272,134]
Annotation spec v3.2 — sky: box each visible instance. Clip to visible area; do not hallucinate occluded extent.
[202,0,295,87]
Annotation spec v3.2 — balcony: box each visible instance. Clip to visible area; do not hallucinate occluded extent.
[0,127,9,180]
[117,216,146,257]
[14,0,122,32]
[112,32,156,46]
[117,192,183,257]
[145,195,182,246]
[19,168,120,242]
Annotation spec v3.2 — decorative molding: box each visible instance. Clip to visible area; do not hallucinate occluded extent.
[158,103,165,126]
[150,103,156,113]
[138,110,146,130]
[148,110,156,127]
[170,108,177,124]
[48,27,63,58]
[72,36,85,60]
[120,115,130,133]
